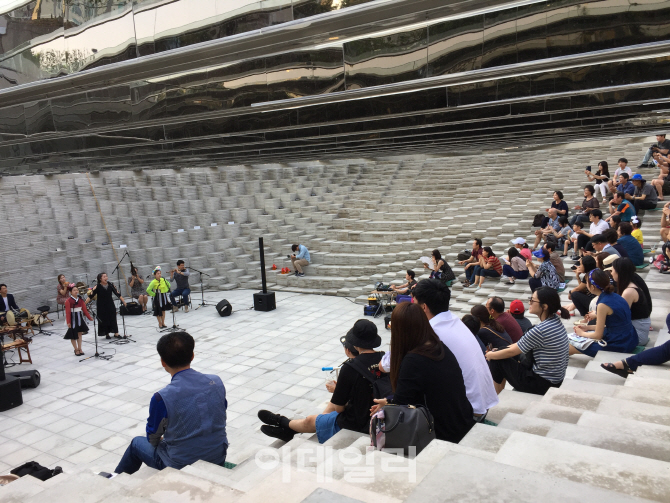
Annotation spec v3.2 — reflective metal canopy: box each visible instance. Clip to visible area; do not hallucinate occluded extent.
[0,0,669,175]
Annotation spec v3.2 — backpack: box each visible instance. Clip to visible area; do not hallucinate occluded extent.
[345,355,393,400]
[532,214,545,227]
[11,461,62,481]
[457,250,471,261]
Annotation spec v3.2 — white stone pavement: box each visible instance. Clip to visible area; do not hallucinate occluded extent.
[0,289,389,474]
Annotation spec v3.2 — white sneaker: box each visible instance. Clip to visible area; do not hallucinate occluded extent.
[500,275,509,281]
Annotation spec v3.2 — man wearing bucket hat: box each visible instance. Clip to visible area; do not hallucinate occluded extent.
[625,174,658,214]
[257,319,384,443]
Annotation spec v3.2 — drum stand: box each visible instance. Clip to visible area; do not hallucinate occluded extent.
[80,309,113,362]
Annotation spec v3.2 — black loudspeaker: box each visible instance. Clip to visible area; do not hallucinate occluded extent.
[216,299,232,317]
[120,302,143,316]
[253,292,276,312]
[8,370,41,389]
[0,376,23,412]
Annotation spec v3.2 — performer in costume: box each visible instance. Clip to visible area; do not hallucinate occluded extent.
[64,285,93,356]
[89,272,127,339]
[147,266,172,329]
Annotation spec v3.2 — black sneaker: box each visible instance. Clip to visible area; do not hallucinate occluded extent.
[297,272,305,277]
[637,163,649,169]
[572,255,581,261]
[106,334,111,339]
[258,409,282,427]
[260,425,295,442]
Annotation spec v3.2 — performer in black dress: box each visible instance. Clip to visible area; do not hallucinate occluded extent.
[88,272,127,339]
[64,285,93,356]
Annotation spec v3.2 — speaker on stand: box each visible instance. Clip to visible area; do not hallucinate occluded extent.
[253,237,276,312]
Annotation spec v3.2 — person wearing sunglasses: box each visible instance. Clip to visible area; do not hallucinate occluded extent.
[486,287,570,395]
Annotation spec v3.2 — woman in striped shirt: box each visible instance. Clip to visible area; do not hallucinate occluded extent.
[486,287,570,395]
[467,247,502,291]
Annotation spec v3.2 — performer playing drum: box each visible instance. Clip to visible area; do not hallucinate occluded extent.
[89,273,127,339]
[64,285,93,356]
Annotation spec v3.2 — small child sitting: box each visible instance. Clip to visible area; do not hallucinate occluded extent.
[631,216,644,246]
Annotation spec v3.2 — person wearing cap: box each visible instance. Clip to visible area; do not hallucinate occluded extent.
[147,266,173,329]
[638,133,670,168]
[511,237,532,260]
[509,299,533,334]
[527,248,560,293]
[380,279,498,422]
[626,173,658,213]
[257,319,384,443]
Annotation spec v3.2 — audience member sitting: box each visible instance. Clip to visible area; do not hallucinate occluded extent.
[613,224,643,266]
[424,249,447,280]
[470,305,512,350]
[595,251,611,271]
[573,209,609,259]
[569,220,584,259]
[390,270,417,295]
[589,233,621,259]
[661,204,670,243]
[601,339,670,378]
[545,240,565,284]
[607,192,636,224]
[631,216,644,245]
[501,247,529,285]
[461,314,486,354]
[650,152,670,200]
[115,332,228,474]
[527,247,560,293]
[459,238,483,287]
[638,133,670,168]
[509,299,533,334]
[609,214,621,234]
[371,302,475,443]
[564,256,597,316]
[607,158,632,196]
[616,172,635,198]
[532,208,560,250]
[546,190,568,217]
[380,279,498,422]
[570,269,639,357]
[486,287,570,395]
[486,297,523,343]
[552,217,572,257]
[511,237,532,259]
[259,319,383,443]
[609,257,652,346]
[466,247,502,291]
[627,174,658,213]
[585,161,610,198]
[604,229,629,259]
[571,185,599,226]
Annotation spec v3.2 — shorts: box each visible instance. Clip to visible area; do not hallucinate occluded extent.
[315,411,341,444]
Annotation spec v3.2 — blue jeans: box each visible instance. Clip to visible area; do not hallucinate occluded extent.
[474,268,500,279]
[115,436,166,474]
[502,264,529,279]
[642,147,654,165]
[467,265,480,283]
[170,288,191,306]
[315,411,341,444]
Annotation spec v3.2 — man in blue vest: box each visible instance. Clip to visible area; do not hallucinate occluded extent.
[115,332,228,474]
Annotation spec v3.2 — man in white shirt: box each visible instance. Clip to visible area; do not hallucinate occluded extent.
[573,209,609,259]
[380,279,498,421]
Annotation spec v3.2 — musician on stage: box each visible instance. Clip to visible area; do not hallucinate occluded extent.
[169,260,191,313]
[128,265,148,313]
[89,273,127,339]
[65,285,93,356]
[147,266,172,329]
[0,283,19,325]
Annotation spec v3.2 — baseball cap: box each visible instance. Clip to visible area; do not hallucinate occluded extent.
[532,248,549,260]
[631,173,645,182]
[511,237,526,245]
[509,299,525,315]
[603,254,619,271]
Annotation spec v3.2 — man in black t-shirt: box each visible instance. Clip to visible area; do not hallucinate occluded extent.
[257,320,383,443]
[639,133,670,168]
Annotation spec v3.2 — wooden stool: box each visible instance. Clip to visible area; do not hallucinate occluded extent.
[2,338,32,364]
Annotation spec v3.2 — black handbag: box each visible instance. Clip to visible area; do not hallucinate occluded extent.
[370,404,436,457]
[120,302,143,316]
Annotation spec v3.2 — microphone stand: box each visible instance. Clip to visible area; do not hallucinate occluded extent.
[163,274,181,333]
[80,304,112,362]
[189,266,212,309]
[111,250,129,299]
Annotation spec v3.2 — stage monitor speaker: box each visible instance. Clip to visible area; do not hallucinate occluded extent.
[216,299,232,317]
[8,370,40,389]
[0,376,23,412]
[253,292,276,312]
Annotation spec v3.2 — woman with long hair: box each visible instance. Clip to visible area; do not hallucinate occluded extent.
[564,255,597,316]
[370,302,474,443]
[501,247,529,285]
[128,265,149,313]
[64,285,93,356]
[89,272,127,339]
[146,266,172,329]
[570,269,638,357]
[610,257,652,346]
[467,247,502,290]
[470,305,512,350]
[585,161,610,198]
[486,287,570,395]
[56,274,70,309]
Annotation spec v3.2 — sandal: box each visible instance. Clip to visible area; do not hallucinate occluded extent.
[113,334,121,339]
[461,280,471,287]
[600,361,632,379]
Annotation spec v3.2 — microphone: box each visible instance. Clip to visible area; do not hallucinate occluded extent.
[146,274,152,279]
